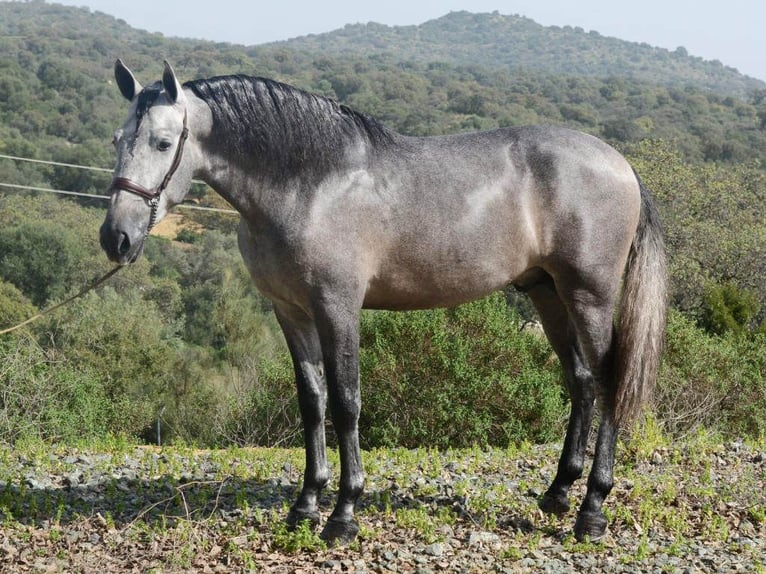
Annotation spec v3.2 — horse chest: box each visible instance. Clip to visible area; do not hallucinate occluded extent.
[237,221,322,304]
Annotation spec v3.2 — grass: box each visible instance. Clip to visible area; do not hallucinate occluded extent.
[0,429,763,571]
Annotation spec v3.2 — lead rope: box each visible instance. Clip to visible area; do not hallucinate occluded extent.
[146,197,160,234]
[0,265,123,335]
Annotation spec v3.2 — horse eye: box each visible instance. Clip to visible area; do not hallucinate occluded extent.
[157,140,173,152]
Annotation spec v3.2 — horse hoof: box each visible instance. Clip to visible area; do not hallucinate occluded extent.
[574,511,608,542]
[286,507,321,531]
[320,517,359,546]
[538,491,570,516]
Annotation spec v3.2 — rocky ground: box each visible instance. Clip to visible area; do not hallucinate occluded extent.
[0,438,763,573]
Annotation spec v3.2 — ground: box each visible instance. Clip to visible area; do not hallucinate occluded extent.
[0,436,763,573]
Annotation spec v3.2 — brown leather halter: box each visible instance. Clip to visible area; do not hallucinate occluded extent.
[109,109,189,232]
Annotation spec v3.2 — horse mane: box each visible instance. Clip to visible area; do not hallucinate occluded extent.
[185,75,394,182]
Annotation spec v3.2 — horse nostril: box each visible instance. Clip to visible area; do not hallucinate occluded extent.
[116,232,131,257]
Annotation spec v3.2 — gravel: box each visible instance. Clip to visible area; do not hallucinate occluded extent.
[0,440,763,572]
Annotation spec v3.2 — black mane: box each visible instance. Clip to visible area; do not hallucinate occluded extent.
[185,75,393,182]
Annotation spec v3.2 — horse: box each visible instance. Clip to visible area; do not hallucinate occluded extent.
[100,60,667,545]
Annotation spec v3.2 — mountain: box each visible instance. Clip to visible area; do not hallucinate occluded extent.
[268,11,764,99]
[2,1,766,175]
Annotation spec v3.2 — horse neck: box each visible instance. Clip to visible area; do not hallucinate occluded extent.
[189,92,372,222]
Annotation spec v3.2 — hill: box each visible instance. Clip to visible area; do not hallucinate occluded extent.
[269,11,765,99]
[1,2,766,458]
[3,1,766,175]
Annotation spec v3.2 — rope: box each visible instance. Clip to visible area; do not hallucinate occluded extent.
[0,266,123,336]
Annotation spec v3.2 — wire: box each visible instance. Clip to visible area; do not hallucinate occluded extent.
[0,181,238,214]
[0,153,207,185]
[0,181,109,199]
[0,153,113,173]
[0,152,237,214]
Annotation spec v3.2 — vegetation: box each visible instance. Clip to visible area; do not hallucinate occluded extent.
[1,2,765,449]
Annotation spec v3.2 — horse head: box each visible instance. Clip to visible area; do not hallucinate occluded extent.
[100,60,194,264]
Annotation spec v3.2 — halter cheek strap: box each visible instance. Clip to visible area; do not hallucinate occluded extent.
[109,109,189,232]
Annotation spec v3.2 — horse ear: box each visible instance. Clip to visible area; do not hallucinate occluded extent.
[114,59,142,101]
[162,60,184,104]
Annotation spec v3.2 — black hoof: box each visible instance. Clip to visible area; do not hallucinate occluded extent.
[286,507,321,531]
[320,516,359,546]
[539,491,570,516]
[574,511,608,542]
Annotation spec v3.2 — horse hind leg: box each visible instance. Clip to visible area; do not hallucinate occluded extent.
[562,286,620,542]
[526,274,620,542]
[524,277,596,517]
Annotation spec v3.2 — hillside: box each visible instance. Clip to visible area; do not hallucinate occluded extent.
[3,1,766,176]
[2,1,766,455]
[269,11,765,99]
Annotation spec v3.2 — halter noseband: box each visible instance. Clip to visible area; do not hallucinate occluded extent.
[109,109,189,233]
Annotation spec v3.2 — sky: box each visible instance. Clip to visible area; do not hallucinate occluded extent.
[53,0,766,82]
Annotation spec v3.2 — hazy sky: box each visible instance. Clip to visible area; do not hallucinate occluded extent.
[53,0,766,82]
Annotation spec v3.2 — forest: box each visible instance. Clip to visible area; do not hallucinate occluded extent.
[1,1,766,448]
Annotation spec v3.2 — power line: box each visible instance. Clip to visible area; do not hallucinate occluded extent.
[0,153,237,214]
[0,153,113,173]
[0,181,238,214]
[0,153,206,185]
[0,181,109,200]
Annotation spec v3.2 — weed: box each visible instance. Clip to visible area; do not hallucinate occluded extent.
[271,520,325,553]
[394,506,440,543]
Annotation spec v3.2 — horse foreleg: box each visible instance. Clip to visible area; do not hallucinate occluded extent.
[314,302,364,546]
[275,305,330,531]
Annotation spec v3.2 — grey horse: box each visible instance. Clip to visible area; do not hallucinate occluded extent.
[100,60,667,545]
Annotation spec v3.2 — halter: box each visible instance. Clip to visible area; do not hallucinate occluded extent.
[109,109,189,233]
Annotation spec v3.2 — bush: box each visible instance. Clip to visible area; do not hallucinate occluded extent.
[0,222,86,307]
[358,293,566,449]
[214,354,302,447]
[0,335,122,443]
[656,309,766,437]
[700,280,761,336]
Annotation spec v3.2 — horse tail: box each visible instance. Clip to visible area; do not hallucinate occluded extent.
[613,171,668,426]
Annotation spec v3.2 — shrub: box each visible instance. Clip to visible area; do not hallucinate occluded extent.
[656,309,766,437]
[700,280,761,336]
[0,335,121,443]
[214,354,302,447]
[0,222,86,307]
[358,293,566,449]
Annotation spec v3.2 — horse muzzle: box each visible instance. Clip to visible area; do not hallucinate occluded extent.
[99,215,146,265]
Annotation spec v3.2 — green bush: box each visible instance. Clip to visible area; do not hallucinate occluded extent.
[215,355,301,447]
[0,280,38,329]
[0,222,86,307]
[700,280,761,336]
[0,335,121,443]
[656,309,766,437]
[358,293,566,449]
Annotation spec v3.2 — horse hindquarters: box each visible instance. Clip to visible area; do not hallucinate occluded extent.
[534,174,667,542]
